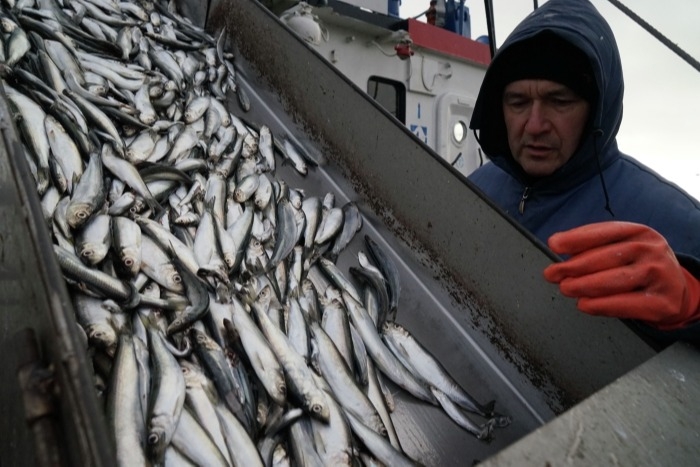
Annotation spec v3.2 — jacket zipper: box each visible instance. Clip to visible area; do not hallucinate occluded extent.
[519,187,531,214]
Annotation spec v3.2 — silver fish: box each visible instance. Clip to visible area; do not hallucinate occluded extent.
[166,258,211,335]
[63,156,105,229]
[287,294,310,363]
[112,216,142,277]
[146,324,186,464]
[382,321,496,418]
[365,358,402,450]
[105,330,150,466]
[365,235,401,319]
[309,391,353,467]
[345,411,419,467]
[180,360,232,466]
[430,387,495,441]
[5,86,51,194]
[342,291,436,404]
[134,83,157,125]
[320,296,354,371]
[73,293,119,356]
[252,285,330,422]
[170,408,228,467]
[328,202,363,261]
[266,197,298,272]
[288,418,324,467]
[309,321,387,437]
[215,401,264,467]
[314,205,344,245]
[75,213,112,266]
[54,245,138,305]
[227,296,287,407]
[258,124,275,172]
[184,95,211,123]
[101,143,162,214]
[45,115,83,193]
[6,26,30,67]
[139,235,184,294]
[190,327,252,433]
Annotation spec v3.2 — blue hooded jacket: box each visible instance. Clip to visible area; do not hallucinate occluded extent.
[468,0,700,344]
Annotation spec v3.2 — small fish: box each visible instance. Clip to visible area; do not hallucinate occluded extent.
[65,153,106,230]
[146,324,186,464]
[252,285,330,422]
[75,213,112,266]
[112,216,142,277]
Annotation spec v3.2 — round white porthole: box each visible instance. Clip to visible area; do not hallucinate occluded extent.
[452,120,468,144]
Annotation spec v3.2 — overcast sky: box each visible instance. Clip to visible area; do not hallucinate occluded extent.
[401,0,700,200]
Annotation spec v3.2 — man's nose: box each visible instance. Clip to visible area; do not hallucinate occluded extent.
[524,102,551,134]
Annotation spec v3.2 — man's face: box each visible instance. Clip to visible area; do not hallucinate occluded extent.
[502,79,591,177]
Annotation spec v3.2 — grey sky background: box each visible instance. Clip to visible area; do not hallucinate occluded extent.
[401,0,700,200]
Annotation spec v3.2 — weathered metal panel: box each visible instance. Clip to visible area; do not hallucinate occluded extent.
[478,341,700,466]
[0,90,116,467]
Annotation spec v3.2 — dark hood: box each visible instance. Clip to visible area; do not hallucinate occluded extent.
[469,0,624,193]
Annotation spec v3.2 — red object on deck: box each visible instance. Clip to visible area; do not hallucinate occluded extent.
[406,18,491,66]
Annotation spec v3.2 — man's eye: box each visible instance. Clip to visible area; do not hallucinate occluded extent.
[506,98,528,108]
[551,96,580,107]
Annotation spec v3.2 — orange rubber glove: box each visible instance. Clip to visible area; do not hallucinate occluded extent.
[543,221,700,330]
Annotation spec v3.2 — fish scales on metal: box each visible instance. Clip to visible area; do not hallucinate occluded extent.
[0,0,511,464]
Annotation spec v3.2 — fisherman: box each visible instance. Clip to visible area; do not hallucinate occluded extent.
[467,0,700,344]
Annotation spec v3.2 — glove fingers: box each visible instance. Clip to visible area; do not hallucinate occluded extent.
[577,294,674,323]
[544,242,639,283]
[557,265,648,298]
[548,222,653,256]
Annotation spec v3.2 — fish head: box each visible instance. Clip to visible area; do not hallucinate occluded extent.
[118,247,142,277]
[86,324,118,357]
[306,394,330,423]
[78,243,109,267]
[160,265,184,294]
[147,427,168,463]
[66,203,93,230]
[223,252,236,270]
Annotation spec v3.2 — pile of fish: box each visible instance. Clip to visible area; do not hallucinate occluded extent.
[1,0,510,465]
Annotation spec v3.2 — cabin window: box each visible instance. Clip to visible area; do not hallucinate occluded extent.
[367,77,406,124]
[453,120,468,144]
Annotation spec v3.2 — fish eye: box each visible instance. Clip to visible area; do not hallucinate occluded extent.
[78,211,87,219]
[124,258,134,266]
[173,274,182,283]
[311,404,322,413]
